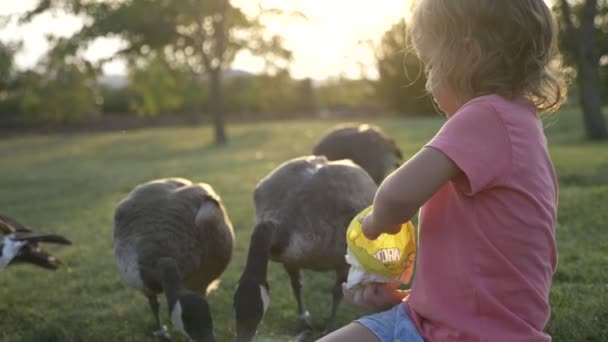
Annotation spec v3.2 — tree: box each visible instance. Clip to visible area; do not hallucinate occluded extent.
[0,42,17,90]
[19,38,100,123]
[316,77,377,110]
[375,19,435,116]
[128,53,203,116]
[0,37,98,124]
[0,41,21,119]
[223,70,313,117]
[23,0,291,144]
[556,0,608,140]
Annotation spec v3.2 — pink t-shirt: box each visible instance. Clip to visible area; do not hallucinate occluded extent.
[405,94,558,341]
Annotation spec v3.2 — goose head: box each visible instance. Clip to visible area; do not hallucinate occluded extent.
[0,217,71,270]
[233,223,274,342]
[0,236,26,270]
[233,277,270,342]
[170,293,215,342]
[157,257,216,342]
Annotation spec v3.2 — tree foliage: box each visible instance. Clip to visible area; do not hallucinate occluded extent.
[19,39,100,123]
[127,53,202,116]
[316,77,376,110]
[375,19,435,116]
[0,41,20,117]
[0,38,99,124]
[22,0,291,143]
[554,0,608,140]
[224,71,316,116]
[0,41,17,90]
[555,1,608,72]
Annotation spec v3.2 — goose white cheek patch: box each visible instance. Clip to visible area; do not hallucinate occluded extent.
[259,285,270,314]
[0,237,26,270]
[171,302,187,337]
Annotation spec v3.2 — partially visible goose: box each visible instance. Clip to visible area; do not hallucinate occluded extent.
[0,214,71,271]
[113,178,234,342]
[233,156,377,341]
[313,124,403,184]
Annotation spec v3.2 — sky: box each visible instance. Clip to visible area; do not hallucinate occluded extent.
[0,0,554,80]
[0,0,410,80]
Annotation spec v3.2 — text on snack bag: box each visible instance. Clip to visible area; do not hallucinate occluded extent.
[374,248,401,264]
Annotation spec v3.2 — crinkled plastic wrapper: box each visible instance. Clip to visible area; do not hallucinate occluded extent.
[345,206,416,289]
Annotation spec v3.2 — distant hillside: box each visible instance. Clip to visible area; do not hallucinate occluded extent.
[98,74,128,89]
[224,69,254,79]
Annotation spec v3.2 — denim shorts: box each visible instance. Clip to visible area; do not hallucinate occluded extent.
[356,303,424,342]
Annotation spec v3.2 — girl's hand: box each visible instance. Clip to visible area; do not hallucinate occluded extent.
[342,282,409,313]
[361,212,401,240]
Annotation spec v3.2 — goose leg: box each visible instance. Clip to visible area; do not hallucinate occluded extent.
[147,295,171,341]
[322,268,348,335]
[284,264,312,330]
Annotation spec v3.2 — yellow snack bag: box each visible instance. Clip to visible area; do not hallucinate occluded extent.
[345,206,416,288]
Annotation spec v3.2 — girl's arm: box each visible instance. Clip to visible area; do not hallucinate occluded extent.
[363,146,461,240]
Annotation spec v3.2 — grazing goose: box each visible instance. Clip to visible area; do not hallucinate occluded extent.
[313,124,403,184]
[113,178,234,342]
[0,214,71,271]
[233,156,377,341]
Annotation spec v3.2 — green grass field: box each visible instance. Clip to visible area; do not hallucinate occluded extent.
[0,109,606,341]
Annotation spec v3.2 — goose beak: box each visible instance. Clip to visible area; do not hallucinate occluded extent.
[12,232,72,245]
[10,232,70,270]
[13,245,66,270]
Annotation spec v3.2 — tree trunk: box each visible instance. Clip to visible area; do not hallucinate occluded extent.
[210,0,228,145]
[577,57,608,140]
[560,0,607,140]
[577,0,607,140]
[209,67,227,144]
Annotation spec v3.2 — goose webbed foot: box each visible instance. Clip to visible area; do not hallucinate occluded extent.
[292,328,313,342]
[321,308,339,336]
[293,310,313,342]
[153,325,171,342]
[297,310,313,330]
[285,265,312,331]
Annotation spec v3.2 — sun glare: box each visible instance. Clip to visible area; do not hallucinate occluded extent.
[1,0,555,80]
[232,0,411,79]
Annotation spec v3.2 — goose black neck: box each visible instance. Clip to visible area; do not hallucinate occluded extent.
[242,222,273,282]
[158,257,182,308]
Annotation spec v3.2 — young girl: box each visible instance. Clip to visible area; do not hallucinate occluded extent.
[319,0,567,341]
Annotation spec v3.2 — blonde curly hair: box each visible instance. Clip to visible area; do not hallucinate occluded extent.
[409,0,568,112]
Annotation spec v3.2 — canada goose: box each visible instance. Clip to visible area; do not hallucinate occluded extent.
[313,124,403,184]
[0,214,71,271]
[233,156,377,341]
[113,178,234,342]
